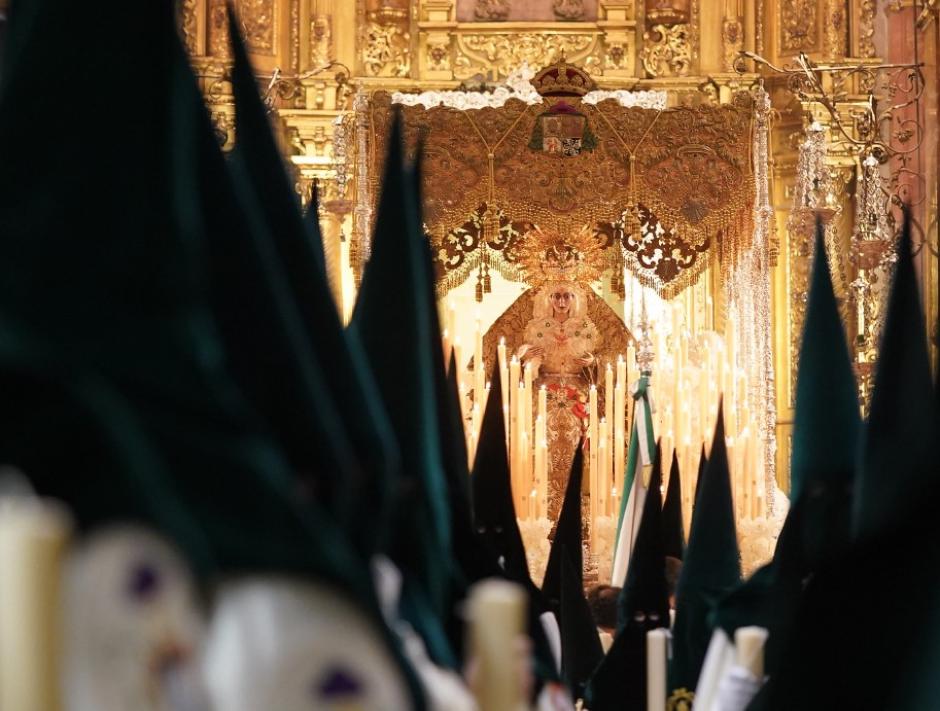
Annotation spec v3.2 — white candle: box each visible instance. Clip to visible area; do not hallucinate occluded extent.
[442,328,452,368]
[589,384,599,553]
[517,382,527,512]
[523,363,534,452]
[499,339,510,444]
[0,498,71,711]
[534,417,544,519]
[598,419,608,517]
[614,382,626,510]
[466,580,528,711]
[474,317,486,417]
[520,429,530,519]
[509,356,520,481]
[735,626,769,679]
[646,629,669,711]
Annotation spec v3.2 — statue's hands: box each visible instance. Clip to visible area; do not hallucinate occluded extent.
[575,352,595,367]
[524,346,545,362]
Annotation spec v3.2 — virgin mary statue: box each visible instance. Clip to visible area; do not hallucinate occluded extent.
[482,228,632,521]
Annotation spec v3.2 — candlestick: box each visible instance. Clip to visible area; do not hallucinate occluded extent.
[466,580,528,711]
[523,363,534,456]
[517,382,527,514]
[589,384,598,553]
[0,497,71,711]
[474,318,485,423]
[471,402,481,464]
[520,429,530,519]
[442,328,452,368]
[604,364,614,502]
[454,336,466,420]
[646,629,668,711]
[499,339,510,444]
[534,417,544,519]
[448,301,457,350]
[614,382,625,513]
[538,436,548,520]
[598,419,608,517]
[735,626,768,679]
[508,356,520,483]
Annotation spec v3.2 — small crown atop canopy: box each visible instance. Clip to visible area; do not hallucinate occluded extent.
[516,225,607,289]
[530,60,597,98]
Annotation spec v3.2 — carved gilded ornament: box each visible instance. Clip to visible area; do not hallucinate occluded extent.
[858,0,877,58]
[239,0,276,53]
[553,0,586,20]
[361,21,411,77]
[310,11,333,67]
[427,40,452,72]
[641,24,691,77]
[208,0,231,57]
[823,0,846,58]
[178,0,198,54]
[779,0,819,54]
[453,33,600,80]
[474,0,510,21]
[722,17,743,72]
[206,0,276,57]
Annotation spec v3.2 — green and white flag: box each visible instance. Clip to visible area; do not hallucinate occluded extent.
[611,373,656,586]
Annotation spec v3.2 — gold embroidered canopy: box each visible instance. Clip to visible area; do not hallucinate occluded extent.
[365,62,756,299]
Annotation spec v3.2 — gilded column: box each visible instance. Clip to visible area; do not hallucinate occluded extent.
[721,0,744,72]
[823,0,848,60]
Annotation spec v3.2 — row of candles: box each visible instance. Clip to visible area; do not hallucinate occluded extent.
[442,293,769,544]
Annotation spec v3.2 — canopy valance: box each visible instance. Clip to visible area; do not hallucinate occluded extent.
[363,65,757,299]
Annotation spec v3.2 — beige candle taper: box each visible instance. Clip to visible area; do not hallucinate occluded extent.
[498,339,509,444]
[517,382,527,514]
[646,629,669,711]
[598,419,608,518]
[614,382,625,514]
[474,318,486,422]
[0,497,71,711]
[508,355,520,488]
[466,580,528,711]
[735,626,768,679]
[589,384,599,553]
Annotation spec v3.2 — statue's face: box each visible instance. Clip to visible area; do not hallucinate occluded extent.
[550,288,574,315]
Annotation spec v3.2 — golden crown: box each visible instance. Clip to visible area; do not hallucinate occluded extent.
[515,225,607,288]
[530,60,597,98]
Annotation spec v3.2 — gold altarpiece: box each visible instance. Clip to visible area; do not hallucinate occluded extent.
[177,0,939,572]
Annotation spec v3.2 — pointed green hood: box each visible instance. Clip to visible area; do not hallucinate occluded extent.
[691,445,707,528]
[559,546,603,701]
[789,225,860,565]
[0,5,426,705]
[756,214,940,711]
[669,403,741,698]
[854,216,939,537]
[586,447,669,711]
[470,371,532,587]
[350,116,455,666]
[227,14,398,554]
[662,448,686,561]
[542,443,584,613]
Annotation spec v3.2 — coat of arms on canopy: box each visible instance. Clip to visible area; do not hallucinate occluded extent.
[362,60,756,299]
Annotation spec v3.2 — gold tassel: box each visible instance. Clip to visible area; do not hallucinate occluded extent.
[483,261,492,293]
[475,263,484,302]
